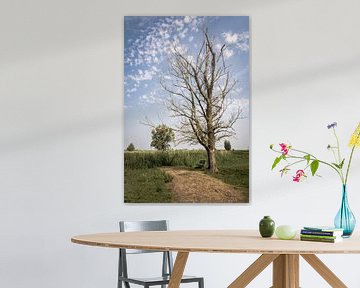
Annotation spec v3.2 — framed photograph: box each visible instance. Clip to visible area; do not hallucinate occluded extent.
[124,16,250,203]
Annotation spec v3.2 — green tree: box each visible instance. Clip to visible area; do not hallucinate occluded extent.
[224,140,231,151]
[126,143,135,151]
[150,124,175,151]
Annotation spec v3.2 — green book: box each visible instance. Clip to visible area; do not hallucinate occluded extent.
[300,235,342,243]
[300,234,340,240]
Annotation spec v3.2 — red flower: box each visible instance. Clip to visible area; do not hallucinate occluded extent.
[293,170,305,182]
[279,143,289,155]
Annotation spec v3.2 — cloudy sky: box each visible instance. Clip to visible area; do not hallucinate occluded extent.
[124,16,250,150]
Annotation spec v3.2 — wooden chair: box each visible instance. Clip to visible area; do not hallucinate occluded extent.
[118,220,204,288]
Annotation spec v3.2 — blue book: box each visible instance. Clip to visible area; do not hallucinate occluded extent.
[302,226,343,237]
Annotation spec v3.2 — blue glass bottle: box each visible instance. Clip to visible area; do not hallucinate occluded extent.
[334,185,356,237]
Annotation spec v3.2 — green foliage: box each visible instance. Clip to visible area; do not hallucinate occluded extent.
[126,143,135,151]
[124,150,249,202]
[310,160,319,176]
[333,159,345,169]
[270,123,360,185]
[124,168,173,203]
[194,159,206,169]
[125,150,208,169]
[272,156,282,170]
[150,124,175,151]
[211,150,249,188]
[224,140,232,151]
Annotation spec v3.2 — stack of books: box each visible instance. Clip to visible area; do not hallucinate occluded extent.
[300,226,344,243]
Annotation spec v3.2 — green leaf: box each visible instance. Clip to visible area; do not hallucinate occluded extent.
[310,160,319,176]
[271,156,282,170]
[304,154,311,164]
[332,159,345,169]
[339,159,345,169]
[270,144,274,149]
[332,163,341,169]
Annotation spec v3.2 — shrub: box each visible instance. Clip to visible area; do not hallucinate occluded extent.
[126,143,135,151]
[224,140,231,151]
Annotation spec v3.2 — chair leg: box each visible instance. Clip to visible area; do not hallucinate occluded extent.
[199,278,204,288]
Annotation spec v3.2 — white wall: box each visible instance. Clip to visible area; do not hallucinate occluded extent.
[1,0,360,287]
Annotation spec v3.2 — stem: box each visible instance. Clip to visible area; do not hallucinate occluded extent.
[345,145,356,185]
[291,148,317,159]
[330,148,338,164]
[285,154,344,182]
[333,128,342,164]
[284,159,306,169]
[345,130,360,185]
[271,147,343,182]
[333,128,345,181]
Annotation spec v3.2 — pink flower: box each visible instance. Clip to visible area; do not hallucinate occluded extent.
[293,170,306,182]
[279,143,289,155]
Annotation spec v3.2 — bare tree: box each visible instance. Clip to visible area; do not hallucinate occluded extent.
[162,30,242,173]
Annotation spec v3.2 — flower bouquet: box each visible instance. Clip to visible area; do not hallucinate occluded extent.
[270,122,360,237]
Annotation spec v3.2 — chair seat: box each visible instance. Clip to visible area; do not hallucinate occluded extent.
[119,274,203,286]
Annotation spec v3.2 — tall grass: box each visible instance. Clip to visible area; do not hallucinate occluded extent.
[124,149,248,169]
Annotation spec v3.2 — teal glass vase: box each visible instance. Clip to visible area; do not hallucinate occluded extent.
[334,185,356,237]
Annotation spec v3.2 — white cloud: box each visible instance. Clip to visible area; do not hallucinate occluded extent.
[139,90,162,105]
[184,16,192,24]
[237,42,249,52]
[223,48,234,59]
[128,67,159,84]
[126,87,138,93]
[222,31,250,52]
[179,28,189,39]
[125,17,204,68]
[140,94,157,104]
[228,98,249,117]
[223,32,238,44]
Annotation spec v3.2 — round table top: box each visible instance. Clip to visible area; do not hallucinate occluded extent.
[71,230,360,254]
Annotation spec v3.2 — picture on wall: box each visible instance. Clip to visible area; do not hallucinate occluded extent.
[124,16,250,203]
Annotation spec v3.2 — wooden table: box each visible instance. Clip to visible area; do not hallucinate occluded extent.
[71,230,360,288]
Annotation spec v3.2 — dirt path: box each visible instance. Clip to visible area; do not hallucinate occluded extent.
[160,167,249,203]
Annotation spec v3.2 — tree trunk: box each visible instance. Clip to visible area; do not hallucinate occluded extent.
[207,148,218,174]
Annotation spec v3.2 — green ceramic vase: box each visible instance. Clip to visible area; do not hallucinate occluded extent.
[259,216,275,238]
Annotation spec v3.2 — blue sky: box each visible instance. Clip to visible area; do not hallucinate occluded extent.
[124,16,250,150]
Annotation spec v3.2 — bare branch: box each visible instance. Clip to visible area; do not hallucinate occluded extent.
[161,29,245,172]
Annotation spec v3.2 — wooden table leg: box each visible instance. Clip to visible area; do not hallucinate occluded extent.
[228,254,279,288]
[168,252,189,288]
[301,254,347,288]
[272,254,299,288]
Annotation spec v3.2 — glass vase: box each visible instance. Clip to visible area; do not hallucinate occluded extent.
[334,185,356,237]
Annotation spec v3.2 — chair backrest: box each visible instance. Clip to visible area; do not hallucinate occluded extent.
[118,220,174,285]
[119,220,169,254]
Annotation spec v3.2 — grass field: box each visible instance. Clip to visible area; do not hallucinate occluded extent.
[124,149,249,203]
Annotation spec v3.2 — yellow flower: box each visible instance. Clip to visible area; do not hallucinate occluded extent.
[349,122,360,147]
